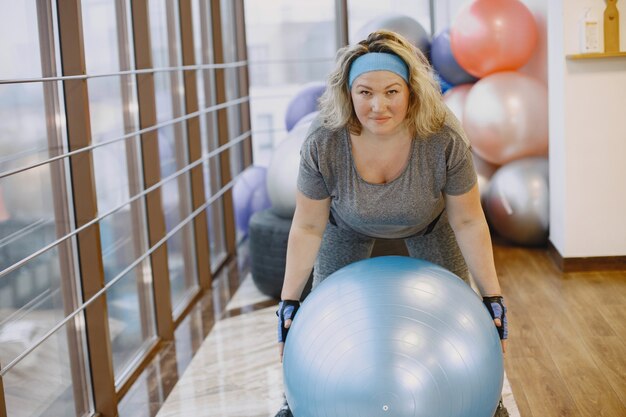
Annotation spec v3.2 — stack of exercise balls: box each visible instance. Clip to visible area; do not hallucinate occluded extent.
[432,0,549,246]
[266,81,326,218]
[247,83,324,298]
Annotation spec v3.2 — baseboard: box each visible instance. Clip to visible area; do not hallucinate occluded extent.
[548,240,626,272]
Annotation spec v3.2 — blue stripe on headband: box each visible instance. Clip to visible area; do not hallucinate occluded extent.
[348,52,409,88]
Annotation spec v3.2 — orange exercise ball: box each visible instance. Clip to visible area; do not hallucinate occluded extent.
[450,0,538,78]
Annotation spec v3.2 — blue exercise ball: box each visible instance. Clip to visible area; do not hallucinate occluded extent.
[283,256,503,417]
[285,82,326,132]
[435,72,453,94]
[233,165,271,234]
[431,28,478,86]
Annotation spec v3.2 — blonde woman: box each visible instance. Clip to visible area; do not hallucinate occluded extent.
[275,30,509,417]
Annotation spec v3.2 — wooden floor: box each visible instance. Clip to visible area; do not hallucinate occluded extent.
[494,243,626,417]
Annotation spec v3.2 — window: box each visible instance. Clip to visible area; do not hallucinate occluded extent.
[0,1,91,415]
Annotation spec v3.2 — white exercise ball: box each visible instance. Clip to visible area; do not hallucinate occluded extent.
[463,71,548,165]
[266,116,316,218]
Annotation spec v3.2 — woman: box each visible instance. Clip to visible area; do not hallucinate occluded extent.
[275,30,509,417]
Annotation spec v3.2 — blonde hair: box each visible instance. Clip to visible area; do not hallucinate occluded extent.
[318,30,447,138]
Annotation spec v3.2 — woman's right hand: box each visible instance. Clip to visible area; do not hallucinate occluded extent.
[277,299,300,361]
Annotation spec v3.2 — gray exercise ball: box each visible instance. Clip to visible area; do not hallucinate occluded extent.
[354,14,430,55]
[484,157,549,246]
[266,116,315,218]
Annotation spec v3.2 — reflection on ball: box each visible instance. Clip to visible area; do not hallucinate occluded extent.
[284,256,504,417]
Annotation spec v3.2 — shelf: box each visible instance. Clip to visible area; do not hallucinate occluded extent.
[566,51,626,60]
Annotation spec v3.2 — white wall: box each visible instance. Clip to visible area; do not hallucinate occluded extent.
[519,0,548,85]
[548,0,626,257]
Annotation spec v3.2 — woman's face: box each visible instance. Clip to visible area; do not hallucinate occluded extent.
[350,70,410,137]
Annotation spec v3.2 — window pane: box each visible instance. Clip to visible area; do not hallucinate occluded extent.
[191,0,227,270]
[107,264,156,386]
[244,0,335,167]
[81,0,121,74]
[201,114,226,270]
[149,0,199,308]
[0,0,43,79]
[81,0,157,386]
[3,318,89,417]
[167,223,198,315]
[244,0,336,86]
[0,162,54,239]
[0,244,64,365]
[207,198,227,272]
[221,0,245,175]
[0,82,52,170]
[0,0,89,414]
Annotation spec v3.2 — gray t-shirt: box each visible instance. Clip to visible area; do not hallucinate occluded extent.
[297,114,476,239]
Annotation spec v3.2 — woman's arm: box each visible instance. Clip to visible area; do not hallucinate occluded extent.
[280,190,331,300]
[445,183,507,352]
[278,191,330,360]
[445,183,501,296]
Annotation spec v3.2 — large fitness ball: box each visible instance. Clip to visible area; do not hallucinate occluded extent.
[285,82,326,132]
[283,256,504,417]
[232,165,271,235]
[267,116,315,218]
[484,157,549,246]
[473,151,500,201]
[442,83,472,123]
[450,0,538,78]
[463,71,548,166]
[431,28,478,86]
[355,14,430,56]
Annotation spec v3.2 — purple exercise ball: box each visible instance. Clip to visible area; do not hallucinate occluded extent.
[285,82,326,132]
[233,165,271,234]
[431,28,479,86]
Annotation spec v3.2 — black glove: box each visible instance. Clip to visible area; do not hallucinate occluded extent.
[277,300,300,343]
[482,295,508,340]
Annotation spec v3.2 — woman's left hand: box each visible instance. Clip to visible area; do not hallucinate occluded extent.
[482,295,508,354]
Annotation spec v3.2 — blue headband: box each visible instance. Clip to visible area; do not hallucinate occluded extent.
[348,52,409,89]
